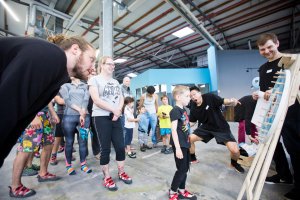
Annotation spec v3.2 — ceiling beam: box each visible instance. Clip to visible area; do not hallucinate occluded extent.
[165,0,223,50]
[185,0,230,49]
[114,27,192,61]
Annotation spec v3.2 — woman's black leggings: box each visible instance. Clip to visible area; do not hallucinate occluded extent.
[92,116,125,165]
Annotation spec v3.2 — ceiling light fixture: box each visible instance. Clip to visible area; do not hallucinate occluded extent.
[114,58,127,63]
[172,27,194,38]
[0,0,20,22]
[127,72,137,78]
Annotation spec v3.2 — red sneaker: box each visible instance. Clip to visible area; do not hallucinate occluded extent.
[37,172,60,182]
[169,190,179,200]
[103,177,118,191]
[9,184,36,198]
[50,155,58,165]
[190,159,200,164]
[34,152,40,158]
[178,189,197,200]
[118,172,132,184]
[57,146,64,153]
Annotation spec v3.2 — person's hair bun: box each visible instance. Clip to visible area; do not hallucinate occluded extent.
[47,34,67,44]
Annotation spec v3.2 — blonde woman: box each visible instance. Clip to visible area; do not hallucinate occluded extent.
[89,56,132,191]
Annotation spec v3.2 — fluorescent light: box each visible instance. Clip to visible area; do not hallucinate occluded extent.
[172,27,194,38]
[114,58,127,63]
[0,0,20,22]
[127,72,137,78]
[200,84,205,88]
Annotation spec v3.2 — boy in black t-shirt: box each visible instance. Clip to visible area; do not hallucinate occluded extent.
[168,86,196,200]
[189,86,245,174]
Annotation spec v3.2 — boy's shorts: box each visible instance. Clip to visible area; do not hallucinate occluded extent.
[17,111,54,153]
[160,128,171,136]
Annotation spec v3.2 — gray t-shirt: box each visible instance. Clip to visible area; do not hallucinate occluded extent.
[59,81,90,115]
[88,75,122,117]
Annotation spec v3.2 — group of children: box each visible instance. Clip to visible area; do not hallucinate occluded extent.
[122,94,174,158]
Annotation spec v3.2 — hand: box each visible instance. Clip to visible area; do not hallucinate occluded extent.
[112,109,122,117]
[175,148,183,159]
[51,114,60,124]
[30,116,42,129]
[252,91,259,100]
[263,90,271,101]
[248,135,259,144]
[112,115,119,121]
[231,98,241,106]
[79,115,85,127]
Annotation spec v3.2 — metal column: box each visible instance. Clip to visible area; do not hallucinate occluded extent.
[100,0,113,57]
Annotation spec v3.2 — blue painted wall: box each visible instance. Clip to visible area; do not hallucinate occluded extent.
[129,49,266,102]
[216,50,266,99]
[130,68,211,96]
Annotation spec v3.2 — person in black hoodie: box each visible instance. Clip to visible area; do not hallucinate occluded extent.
[0,35,96,171]
[234,95,258,144]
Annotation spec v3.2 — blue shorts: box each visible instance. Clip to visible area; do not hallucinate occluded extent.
[160,128,171,136]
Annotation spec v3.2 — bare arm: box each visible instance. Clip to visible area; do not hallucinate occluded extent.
[171,120,183,159]
[224,98,240,107]
[139,95,145,107]
[154,94,159,113]
[54,95,65,105]
[48,102,59,124]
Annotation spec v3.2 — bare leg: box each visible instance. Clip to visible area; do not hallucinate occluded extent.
[39,144,53,176]
[11,152,31,189]
[162,135,167,146]
[225,141,240,160]
[167,134,171,147]
[117,160,125,174]
[126,145,131,153]
[189,134,202,154]
[26,153,34,168]
[101,164,110,178]
[51,137,62,154]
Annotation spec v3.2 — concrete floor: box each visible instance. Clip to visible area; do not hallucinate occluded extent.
[0,123,293,200]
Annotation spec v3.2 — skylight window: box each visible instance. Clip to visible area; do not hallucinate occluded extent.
[172,27,194,38]
[127,72,137,78]
[114,58,127,63]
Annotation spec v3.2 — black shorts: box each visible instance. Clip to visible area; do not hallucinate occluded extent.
[192,127,236,145]
[54,114,64,137]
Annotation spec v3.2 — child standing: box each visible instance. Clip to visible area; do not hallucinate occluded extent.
[123,97,139,158]
[157,95,173,154]
[169,86,197,200]
[137,105,151,152]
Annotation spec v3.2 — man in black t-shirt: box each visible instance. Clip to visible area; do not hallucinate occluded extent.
[253,33,300,200]
[189,86,245,174]
[0,36,96,171]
